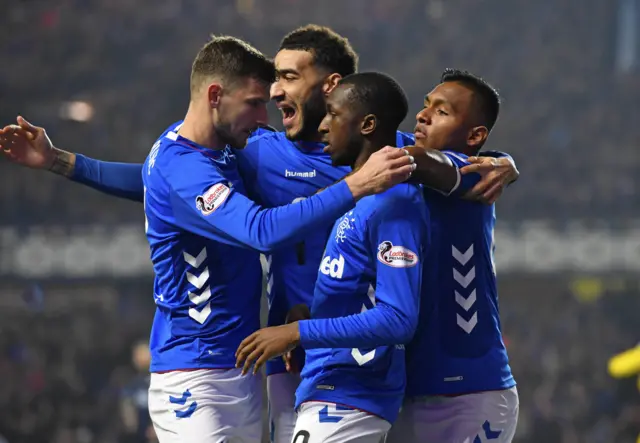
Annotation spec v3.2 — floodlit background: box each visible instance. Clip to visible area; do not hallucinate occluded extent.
[1,0,640,442]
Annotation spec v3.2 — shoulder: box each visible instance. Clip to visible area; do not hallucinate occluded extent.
[396,131,415,147]
[246,130,288,149]
[360,183,426,222]
[237,130,288,160]
[375,183,425,209]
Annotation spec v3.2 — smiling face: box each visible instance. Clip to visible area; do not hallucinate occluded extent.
[271,49,331,142]
[318,84,366,167]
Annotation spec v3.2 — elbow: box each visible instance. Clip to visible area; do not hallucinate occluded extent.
[397,311,419,344]
[395,324,417,345]
[385,307,418,345]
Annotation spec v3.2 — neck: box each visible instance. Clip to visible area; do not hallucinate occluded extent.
[352,132,397,170]
[177,101,223,150]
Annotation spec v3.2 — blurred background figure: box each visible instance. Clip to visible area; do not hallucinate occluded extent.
[119,342,155,443]
[1,0,639,442]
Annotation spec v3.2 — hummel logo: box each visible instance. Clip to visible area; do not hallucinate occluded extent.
[285,169,316,178]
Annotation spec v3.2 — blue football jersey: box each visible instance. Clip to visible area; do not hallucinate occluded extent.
[295,183,430,424]
[406,151,515,396]
[236,131,414,375]
[142,123,357,372]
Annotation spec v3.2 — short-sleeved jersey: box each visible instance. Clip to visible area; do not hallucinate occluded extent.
[406,151,515,396]
[295,183,430,424]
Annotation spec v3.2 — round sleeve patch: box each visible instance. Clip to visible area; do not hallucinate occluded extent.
[377,241,419,268]
[195,183,230,215]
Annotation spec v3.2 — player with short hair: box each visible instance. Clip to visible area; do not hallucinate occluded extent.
[0,25,519,443]
[236,71,430,443]
[1,35,416,443]
[386,69,519,443]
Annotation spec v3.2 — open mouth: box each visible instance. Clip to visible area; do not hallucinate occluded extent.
[279,104,297,128]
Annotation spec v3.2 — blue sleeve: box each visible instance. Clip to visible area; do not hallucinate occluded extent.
[298,194,425,348]
[71,155,144,202]
[164,152,356,253]
[441,150,481,197]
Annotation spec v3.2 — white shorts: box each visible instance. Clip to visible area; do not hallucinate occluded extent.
[292,402,390,443]
[148,368,262,443]
[385,387,519,443]
[267,372,301,443]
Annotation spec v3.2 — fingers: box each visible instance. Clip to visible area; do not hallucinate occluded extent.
[242,346,264,375]
[0,126,30,155]
[392,164,416,183]
[388,152,416,171]
[466,169,501,197]
[251,353,271,375]
[283,352,293,372]
[236,333,257,358]
[482,182,504,204]
[380,145,404,157]
[17,116,39,136]
[460,161,496,175]
[235,334,258,371]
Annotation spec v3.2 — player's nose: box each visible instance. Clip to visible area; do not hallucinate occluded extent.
[416,108,431,125]
[318,116,330,134]
[270,81,284,100]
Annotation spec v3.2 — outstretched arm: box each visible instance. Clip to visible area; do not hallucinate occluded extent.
[0,116,145,202]
[163,146,415,253]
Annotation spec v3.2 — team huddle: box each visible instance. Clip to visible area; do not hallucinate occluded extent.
[1,25,520,443]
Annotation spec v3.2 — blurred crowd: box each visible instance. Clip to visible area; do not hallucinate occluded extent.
[0,278,639,443]
[1,0,639,224]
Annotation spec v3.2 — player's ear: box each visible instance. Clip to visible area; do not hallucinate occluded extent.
[467,125,488,150]
[323,74,342,95]
[207,83,223,109]
[361,114,377,136]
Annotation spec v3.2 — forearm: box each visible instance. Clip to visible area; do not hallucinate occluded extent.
[71,154,144,202]
[47,147,145,202]
[403,145,459,194]
[298,304,416,349]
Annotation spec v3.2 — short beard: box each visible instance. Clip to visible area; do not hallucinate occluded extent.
[287,87,327,142]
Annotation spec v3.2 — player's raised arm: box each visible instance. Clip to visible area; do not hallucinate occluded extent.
[0,116,145,202]
[166,147,415,253]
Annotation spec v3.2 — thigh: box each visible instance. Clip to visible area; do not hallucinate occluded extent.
[148,369,263,443]
[292,402,390,443]
[391,388,519,443]
[267,372,301,443]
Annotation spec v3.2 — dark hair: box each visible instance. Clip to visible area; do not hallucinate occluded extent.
[279,24,358,77]
[190,35,275,95]
[441,68,500,131]
[339,72,408,131]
